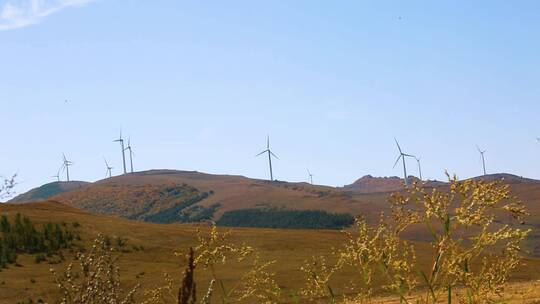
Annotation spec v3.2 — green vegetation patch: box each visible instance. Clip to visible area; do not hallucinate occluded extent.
[143,192,216,223]
[30,182,63,201]
[0,213,79,269]
[217,208,354,229]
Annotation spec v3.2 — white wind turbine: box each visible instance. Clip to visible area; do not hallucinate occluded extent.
[124,137,134,173]
[307,169,314,185]
[477,146,487,176]
[104,157,113,178]
[256,135,278,181]
[393,138,415,186]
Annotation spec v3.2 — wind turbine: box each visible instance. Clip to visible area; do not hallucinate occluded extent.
[124,137,134,173]
[307,169,314,185]
[393,138,415,186]
[52,163,63,181]
[477,146,487,176]
[104,157,113,178]
[256,135,278,181]
[113,130,127,174]
[414,156,422,181]
[61,153,73,182]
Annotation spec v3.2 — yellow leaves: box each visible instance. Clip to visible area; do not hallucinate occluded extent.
[193,224,253,268]
[387,176,530,304]
[191,223,280,304]
[50,235,140,304]
[300,255,338,301]
[300,217,418,303]
[234,254,281,304]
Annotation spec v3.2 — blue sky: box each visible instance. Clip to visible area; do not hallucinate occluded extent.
[2,1,540,193]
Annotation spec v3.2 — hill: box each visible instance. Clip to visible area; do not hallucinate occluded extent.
[469,173,540,184]
[342,175,447,194]
[8,181,89,203]
[45,170,386,227]
[10,171,540,231]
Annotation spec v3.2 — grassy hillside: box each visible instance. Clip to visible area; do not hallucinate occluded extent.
[0,201,539,303]
[9,181,89,203]
[0,201,383,302]
[48,170,388,225]
[10,171,540,236]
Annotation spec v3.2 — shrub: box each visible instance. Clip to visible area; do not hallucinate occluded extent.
[217,208,354,229]
[50,235,139,304]
[34,254,46,264]
[0,213,77,268]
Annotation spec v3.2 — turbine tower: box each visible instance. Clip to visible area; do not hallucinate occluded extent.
[393,138,415,186]
[113,130,127,174]
[61,153,73,182]
[307,169,314,185]
[256,135,278,181]
[414,156,422,181]
[51,173,60,182]
[104,157,113,178]
[124,137,134,173]
[477,146,487,176]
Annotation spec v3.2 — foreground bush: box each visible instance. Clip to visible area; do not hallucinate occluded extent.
[300,174,530,303]
[51,236,139,304]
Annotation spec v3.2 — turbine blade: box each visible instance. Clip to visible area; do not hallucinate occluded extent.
[255,150,268,157]
[270,151,279,159]
[403,153,415,158]
[267,135,270,149]
[394,138,402,153]
[393,155,402,168]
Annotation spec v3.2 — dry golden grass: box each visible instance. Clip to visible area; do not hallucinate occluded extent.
[0,201,382,302]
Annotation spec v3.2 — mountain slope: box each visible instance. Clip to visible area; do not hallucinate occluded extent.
[9,181,89,203]
[342,175,447,194]
[49,170,386,225]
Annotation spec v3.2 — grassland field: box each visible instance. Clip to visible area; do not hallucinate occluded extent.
[1,201,540,303]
